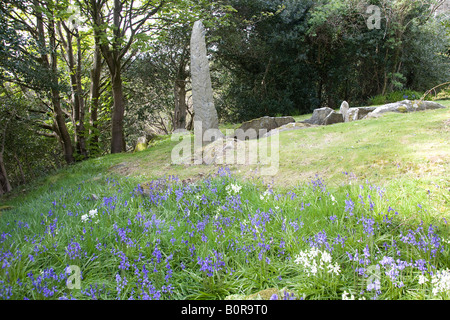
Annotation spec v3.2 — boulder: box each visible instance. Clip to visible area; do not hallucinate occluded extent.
[352,107,377,120]
[261,122,316,138]
[368,100,412,116]
[192,137,246,165]
[235,116,295,140]
[324,110,344,125]
[365,100,445,118]
[303,107,334,125]
[347,108,359,122]
[134,136,148,152]
[415,100,446,111]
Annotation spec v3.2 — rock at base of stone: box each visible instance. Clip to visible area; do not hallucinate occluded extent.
[134,136,148,152]
[303,107,334,126]
[351,107,377,120]
[262,122,316,138]
[347,108,359,122]
[324,111,344,125]
[235,116,295,140]
[185,137,247,166]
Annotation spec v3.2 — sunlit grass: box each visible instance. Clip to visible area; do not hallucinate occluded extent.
[1,100,449,300]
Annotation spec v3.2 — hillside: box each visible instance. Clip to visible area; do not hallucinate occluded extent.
[2,100,449,208]
[0,100,449,301]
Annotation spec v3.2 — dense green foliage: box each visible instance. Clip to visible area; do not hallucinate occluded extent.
[213,0,450,121]
[0,0,449,194]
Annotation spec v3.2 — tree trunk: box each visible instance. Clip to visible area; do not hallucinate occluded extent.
[0,154,12,195]
[61,25,88,160]
[173,79,187,130]
[0,120,12,194]
[110,68,126,153]
[36,4,74,165]
[90,0,126,154]
[75,32,88,159]
[89,41,102,156]
[87,0,164,154]
[14,152,26,185]
[49,21,75,164]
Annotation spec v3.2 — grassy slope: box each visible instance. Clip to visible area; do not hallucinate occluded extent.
[2,100,449,217]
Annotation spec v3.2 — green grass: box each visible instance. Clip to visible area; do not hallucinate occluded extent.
[0,100,449,300]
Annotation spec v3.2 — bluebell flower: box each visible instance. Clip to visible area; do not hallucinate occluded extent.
[344,199,354,215]
[65,241,82,260]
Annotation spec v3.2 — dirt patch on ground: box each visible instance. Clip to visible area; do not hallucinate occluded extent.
[444,118,450,130]
[108,161,148,177]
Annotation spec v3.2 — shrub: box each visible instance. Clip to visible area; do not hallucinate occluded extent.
[368,90,424,106]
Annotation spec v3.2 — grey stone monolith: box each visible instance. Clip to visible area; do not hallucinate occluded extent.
[190,20,221,145]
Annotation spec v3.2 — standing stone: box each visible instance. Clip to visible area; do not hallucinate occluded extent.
[190,20,221,145]
[303,107,334,125]
[340,101,350,122]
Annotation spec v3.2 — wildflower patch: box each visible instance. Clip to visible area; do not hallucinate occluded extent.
[0,168,448,300]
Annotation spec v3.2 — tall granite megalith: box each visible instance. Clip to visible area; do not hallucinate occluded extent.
[190,20,221,145]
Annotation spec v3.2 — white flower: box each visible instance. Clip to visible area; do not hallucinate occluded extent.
[330,194,336,205]
[431,269,450,296]
[321,251,332,264]
[89,209,98,218]
[309,248,320,258]
[418,274,428,285]
[310,264,318,275]
[226,183,242,194]
[328,263,341,275]
[81,214,89,222]
[295,248,340,277]
[342,291,355,300]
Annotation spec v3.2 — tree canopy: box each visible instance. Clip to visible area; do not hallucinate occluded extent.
[0,0,449,195]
